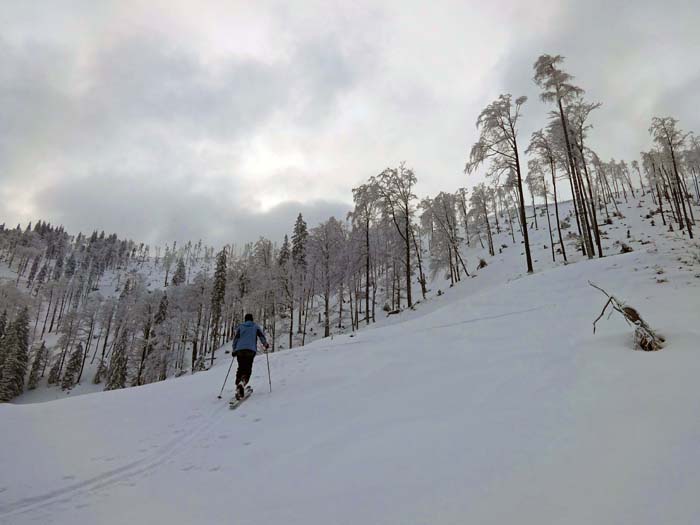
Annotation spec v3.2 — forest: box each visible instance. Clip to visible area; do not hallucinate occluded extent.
[1,54,698,402]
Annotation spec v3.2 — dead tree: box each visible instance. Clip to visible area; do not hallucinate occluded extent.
[589,281,665,351]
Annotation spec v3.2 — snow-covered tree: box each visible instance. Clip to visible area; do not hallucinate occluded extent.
[370,162,421,308]
[527,128,567,262]
[172,257,186,286]
[466,94,533,273]
[61,343,84,390]
[291,213,309,333]
[105,328,129,391]
[533,54,597,257]
[27,341,47,390]
[0,308,30,401]
[649,116,694,238]
[350,183,380,325]
[209,248,227,363]
[309,217,346,337]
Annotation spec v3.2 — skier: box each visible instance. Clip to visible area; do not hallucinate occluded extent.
[231,313,269,400]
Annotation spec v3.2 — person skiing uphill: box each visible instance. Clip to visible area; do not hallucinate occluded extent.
[232,313,269,400]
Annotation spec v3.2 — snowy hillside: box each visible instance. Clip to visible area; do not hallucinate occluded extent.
[1,194,699,524]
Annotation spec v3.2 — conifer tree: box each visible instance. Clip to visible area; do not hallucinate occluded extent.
[277,235,294,347]
[0,310,7,380]
[61,343,84,390]
[27,342,47,390]
[0,310,6,340]
[292,214,308,270]
[209,248,227,364]
[64,253,77,278]
[105,329,129,391]
[0,331,17,399]
[171,257,186,286]
[35,262,49,289]
[47,354,62,385]
[291,213,309,331]
[0,308,30,401]
[26,256,40,288]
[155,293,168,324]
[52,256,64,281]
[93,359,107,385]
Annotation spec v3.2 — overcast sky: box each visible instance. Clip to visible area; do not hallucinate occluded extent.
[1,0,698,246]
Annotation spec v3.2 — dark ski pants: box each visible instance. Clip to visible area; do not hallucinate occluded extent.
[235,349,255,386]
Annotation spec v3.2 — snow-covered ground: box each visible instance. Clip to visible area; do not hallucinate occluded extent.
[2,197,700,524]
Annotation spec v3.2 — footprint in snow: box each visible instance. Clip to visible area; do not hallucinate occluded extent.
[253,418,262,423]
[218,434,229,440]
[62,475,76,481]
[208,466,221,472]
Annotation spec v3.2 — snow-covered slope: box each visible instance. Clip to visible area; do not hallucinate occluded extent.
[2,201,700,524]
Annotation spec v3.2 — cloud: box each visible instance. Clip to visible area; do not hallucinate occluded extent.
[0,0,698,246]
[31,170,350,245]
[491,0,700,163]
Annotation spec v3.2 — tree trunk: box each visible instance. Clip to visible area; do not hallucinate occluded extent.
[365,217,371,325]
[513,138,534,273]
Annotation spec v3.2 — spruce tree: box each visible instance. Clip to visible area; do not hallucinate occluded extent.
[47,353,62,385]
[93,359,107,385]
[61,343,84,390]
[278,235,291,267]
[0,310,7,381]
[64,253,77,278]
[36,263,49,288]
[155,293,168,325]
[291,214,309,332]
[0,310,6,340]
[52,256,64,281]
[105,329,129,391]
[209,248,227,365]
[171,257,186,286]
[27,342,47,390]
[26,256,40,288]
[291,213,308,270]
[0,308,30,401]
[0,331,18,400]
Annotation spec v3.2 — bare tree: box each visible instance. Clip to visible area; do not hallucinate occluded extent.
[466,94,533,273]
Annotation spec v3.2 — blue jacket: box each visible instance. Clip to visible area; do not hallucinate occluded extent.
[232,321,268,354]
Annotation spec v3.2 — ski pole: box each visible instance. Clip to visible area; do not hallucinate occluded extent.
[217,354,235,399]
[265,346,272,393]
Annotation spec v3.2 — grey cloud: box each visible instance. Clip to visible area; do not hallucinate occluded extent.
[492,0,700,164]
[1,0,698,246]
[31,170,350,246]
[0,27,360,183]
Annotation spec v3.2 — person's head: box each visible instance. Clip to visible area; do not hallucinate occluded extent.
[244,313,254,322]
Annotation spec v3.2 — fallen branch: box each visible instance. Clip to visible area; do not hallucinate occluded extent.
[588,281,665,351]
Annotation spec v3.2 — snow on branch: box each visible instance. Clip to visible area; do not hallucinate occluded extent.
[589,281,665,351]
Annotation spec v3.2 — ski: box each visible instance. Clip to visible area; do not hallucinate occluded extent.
[229,386,253,409]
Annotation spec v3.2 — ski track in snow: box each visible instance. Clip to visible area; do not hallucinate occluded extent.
[0,399,230,520]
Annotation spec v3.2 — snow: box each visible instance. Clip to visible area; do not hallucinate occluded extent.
[2,197,700,524]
